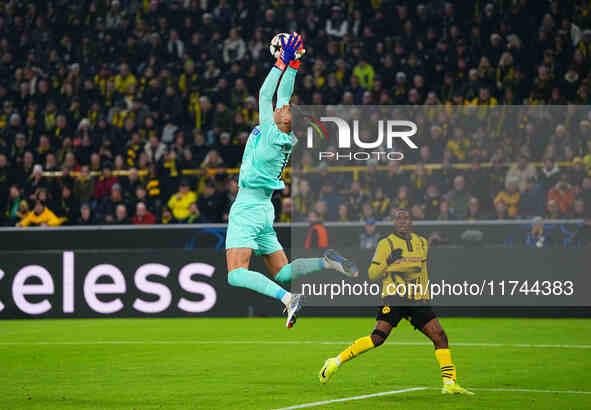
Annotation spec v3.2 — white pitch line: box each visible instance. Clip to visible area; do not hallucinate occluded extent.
[0,340,590,349]
[273,387,591,410]
[271,387,427,410]
[467,387,591,395]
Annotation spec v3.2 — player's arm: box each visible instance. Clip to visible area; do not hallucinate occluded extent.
[277,34,303,107]
[388,237,428,274]
[258,67,283,124]
[368,240,392,280]
[276,66,297,108]
[259,33,303,123]
[387,259,424,274]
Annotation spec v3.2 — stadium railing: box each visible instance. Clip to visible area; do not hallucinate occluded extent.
[41,161,576,180]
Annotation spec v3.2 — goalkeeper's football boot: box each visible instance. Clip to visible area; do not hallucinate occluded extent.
[319,358,339,383]
[441,381,475,395]
[284,293,303,328]
[323,249,359,278]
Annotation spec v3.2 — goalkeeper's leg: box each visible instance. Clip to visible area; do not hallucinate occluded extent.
[420,317,474,395]
[266,249,359,285]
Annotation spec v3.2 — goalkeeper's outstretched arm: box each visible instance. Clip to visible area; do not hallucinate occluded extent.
[259,33,303,124]
[259,67,283,124]
[276,67,297,108]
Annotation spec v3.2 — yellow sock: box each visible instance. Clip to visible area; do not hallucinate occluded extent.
[337,336,375,365]
[435,348,456,382]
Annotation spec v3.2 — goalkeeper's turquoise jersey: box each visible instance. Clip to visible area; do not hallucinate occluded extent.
[238,66,298,192]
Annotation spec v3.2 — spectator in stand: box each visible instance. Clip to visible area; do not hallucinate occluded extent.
[435,159,456,196]
[526,217,554,248]
[93,162,118,201]
[573,199,586,219]
[360,218,380,250]
[3,185,22,226]
[294,179,313,222]
[197,180,225,222]
[77,203,95,225]
[580,176,591,218]
[97,184,127,224]
[382,160,408,197]
[437,200,452,221]
[539,158,561,195]
[392,185,411,211]
[314,200,329,222]
[466,197,485,220]
[408,162,430,199]
[447,176,471,219]
[546,199,562,220]
[168,179,196,223]
[186,202,202,224]
[279,197,293,223]
[424,184,441,220]
[55,185,79,225]
[465,159,489,207]
[344,180,367,219]
[548,173,576,216]
[520,177,545,218]
[371,186,391,221]
[493,200,509,220]
[133,202,156,225]
[304,210,328,249]
[332,201,348,221]
[17,200,64,227]
[495,178,521,218]
[112,204,130,225]
[161,208,174,225]
[145,135,167,163]
[570,157,587,187]
[506,154,537,192]
[411,204,426,220]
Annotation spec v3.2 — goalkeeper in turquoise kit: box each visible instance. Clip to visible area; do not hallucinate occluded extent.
[226,33,358,328]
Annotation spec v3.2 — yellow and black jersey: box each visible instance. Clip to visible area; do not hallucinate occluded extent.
[368,232,429,301]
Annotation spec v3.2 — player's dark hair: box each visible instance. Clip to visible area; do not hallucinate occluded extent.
[393,208,410,218]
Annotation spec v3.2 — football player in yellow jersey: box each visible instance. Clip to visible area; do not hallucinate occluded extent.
[319,209,473,395]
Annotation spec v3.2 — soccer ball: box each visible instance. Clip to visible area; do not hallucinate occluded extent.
[269,33,305,59]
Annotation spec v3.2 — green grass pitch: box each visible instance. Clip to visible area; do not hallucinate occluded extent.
[1,317,590,409]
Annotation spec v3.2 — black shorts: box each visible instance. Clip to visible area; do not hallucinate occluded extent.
[376,298,436,330]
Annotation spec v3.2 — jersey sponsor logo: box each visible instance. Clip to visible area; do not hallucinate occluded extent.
[382,306,391,314]
[396,257,424,263]
[252,127,260,136]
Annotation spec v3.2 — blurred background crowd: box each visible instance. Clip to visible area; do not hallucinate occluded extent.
[0,0,590,227]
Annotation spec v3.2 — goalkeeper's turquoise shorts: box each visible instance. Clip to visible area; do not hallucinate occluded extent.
[225,187,283,256]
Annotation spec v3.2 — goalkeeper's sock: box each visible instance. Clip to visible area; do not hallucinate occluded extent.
[435,348,457,383]
[274,258,325,284]
[336,336,375,366]
[228,267,288,301]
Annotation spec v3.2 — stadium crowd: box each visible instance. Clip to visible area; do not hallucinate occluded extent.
[0,0,590,227]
